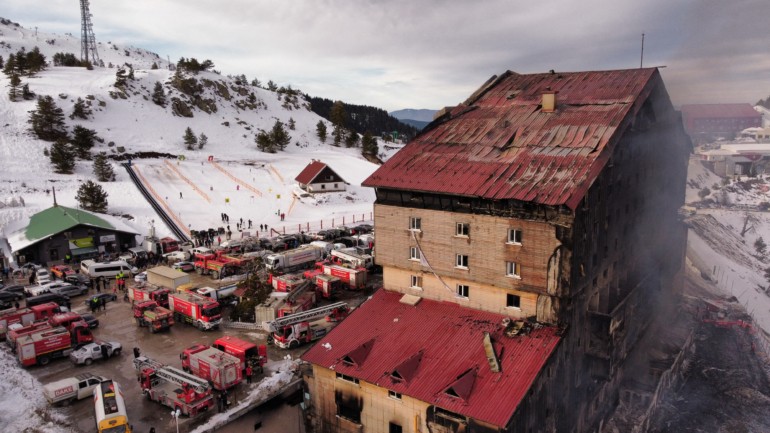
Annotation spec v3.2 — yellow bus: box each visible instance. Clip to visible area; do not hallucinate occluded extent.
[93,380,132,433]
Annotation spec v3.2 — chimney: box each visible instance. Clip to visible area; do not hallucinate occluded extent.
[542,90,558,113]
[52,186,58,207]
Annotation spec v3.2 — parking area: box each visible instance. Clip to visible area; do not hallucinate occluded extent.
[5,268,378,432]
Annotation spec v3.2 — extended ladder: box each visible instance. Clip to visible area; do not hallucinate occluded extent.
[266,301,349,333]
[133,356,210,394]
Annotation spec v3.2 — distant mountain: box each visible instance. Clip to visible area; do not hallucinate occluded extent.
[398,119,431,130]
[306,97,419,140]
[390,109,437,122]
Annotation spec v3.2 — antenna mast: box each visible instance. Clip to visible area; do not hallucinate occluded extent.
[80,0,101,66]
[640,33,645,68]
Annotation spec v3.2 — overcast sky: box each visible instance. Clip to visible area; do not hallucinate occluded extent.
[2,0,769,111]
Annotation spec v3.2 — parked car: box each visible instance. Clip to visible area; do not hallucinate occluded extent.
[163,250,190,261]
[0,284,25,300]
[64,274,91,287]
[50,265,75,279]
[50,284,89,298]
[26,281,74,297]
[0,291,20,305]
[80,313,99,329]
[84,293,118,307]
[35,269,52,285]
[134,271,147,283]
[352,224,373,234]
[171,261,195,272]
[69,341,122,365]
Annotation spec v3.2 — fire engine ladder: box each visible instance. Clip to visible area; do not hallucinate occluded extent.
[285,281,311,304]
[266,301,349,333]
[133,356,210,394]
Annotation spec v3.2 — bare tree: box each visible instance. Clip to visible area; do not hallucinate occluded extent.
[740,212,759,237]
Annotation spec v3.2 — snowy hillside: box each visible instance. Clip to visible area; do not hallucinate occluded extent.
[0,18,383,247]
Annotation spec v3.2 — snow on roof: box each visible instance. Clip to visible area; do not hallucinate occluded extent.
[302,289,561,427]
[4,205,140,253]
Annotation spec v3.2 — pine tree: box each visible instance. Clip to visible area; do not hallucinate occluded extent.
[361,131,379,156]
[92,153,115,182]
[183,127,197,150]
[316,121,327,143]
[151,81,166,107]
[49,139,76,174]
[271,120,291,151]
[76,180,109,213]
[29,95,69,141]
[151,62,159,70]
[345,128,359,148]
[7,72,21,102]
[330,101,347,147]
[21,83,35,100]
[288,118,296,130]
[255,129,274,153]
[127,65,135,80]
[267,80,278,91]
[71,125,98,159]
[70,97,91,120]
[25,47,46,75]
[198,133,208,150]
[755,237,767,255]
[0,55,4,69]
[114,67,128,88]
[3,54,16,76]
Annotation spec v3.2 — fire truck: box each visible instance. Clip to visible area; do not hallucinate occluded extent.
[211,336,268,373]
[128,285,171,308]
[133,355,214,417]
[269,273,306,292]
[168,291,221,330]
[7,320,53,351]
[180,345,242,390]
[7,311,91,351]
[255,284,317,324]
[0,307,37,340]
[17,325,93,367]
[329,249,374,270]
[266,302,350,349]
[133,300,174,333]
[144,235,181,256]
[194,250,256,280]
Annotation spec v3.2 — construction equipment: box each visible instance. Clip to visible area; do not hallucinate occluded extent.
[266,302,350,349]
[264,245,324,273]
[133,355,214,416]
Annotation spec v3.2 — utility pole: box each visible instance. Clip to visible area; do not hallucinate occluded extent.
[79,0,101,65]
[640,33,645,68]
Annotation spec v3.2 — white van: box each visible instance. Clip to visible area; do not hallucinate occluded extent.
[80,260,135,278]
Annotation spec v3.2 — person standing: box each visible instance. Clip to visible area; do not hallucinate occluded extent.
[245,365,253,384]
[180,192,183,199]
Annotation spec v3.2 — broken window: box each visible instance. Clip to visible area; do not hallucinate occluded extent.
[506,261,521,278]
[409,247,420,261]
[508,228,522,244]
[456,222,470,237]
[410,275,422,289]
[455,254,469,269]
[409,217,421,231]
[389,422,403,433]
[335,390,363,424]
[506,293,521,308]
[457,284,469,298]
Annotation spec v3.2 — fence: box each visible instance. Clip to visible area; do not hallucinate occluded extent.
[133,165,191,237]
[237,212,374,239]
[164,160,211,203]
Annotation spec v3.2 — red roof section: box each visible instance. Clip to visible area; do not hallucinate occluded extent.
[363,68,663,210]
[302,290,561,427]
[680,103,760,120]
[295,161,328,184]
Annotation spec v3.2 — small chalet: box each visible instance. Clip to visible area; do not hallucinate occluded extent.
[3,205,140,266]
[295,160,346,193]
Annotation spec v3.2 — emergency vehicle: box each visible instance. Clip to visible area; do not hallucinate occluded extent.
[266,302,350,349]
[134,355,214,416]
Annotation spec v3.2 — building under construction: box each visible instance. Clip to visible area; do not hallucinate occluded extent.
[302,68,690,433]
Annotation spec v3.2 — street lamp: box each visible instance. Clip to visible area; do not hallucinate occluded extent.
[171,408,181,433]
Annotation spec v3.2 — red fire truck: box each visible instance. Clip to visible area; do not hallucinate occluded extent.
[180,345,242,390]
[211,336,267,373]
[194,250,256,280]
[133,355,214,416]
[267,302,350,349]
[128,285,171,308]
[168,291,221,330]
[133,300,174,333]
[270,273,306,292]
[0,307,36,340]
[17,325,92,367]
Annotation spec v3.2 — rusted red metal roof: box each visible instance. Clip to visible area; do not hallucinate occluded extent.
[302,290,561,427]
[363,68,663,210]
[681,103,760,120]
[295,160,328,184]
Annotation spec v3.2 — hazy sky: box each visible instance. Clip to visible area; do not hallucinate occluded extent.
[2,0,769,111]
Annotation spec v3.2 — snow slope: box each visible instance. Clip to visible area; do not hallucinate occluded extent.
[0,18,382,248]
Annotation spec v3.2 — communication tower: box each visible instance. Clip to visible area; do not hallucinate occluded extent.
[80,0,101,65]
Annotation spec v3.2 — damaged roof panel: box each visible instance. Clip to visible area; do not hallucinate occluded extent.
[302,290,561,427]
[363,68,660,210]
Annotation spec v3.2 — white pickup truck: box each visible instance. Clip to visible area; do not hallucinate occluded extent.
[43,373,106,405]
[69,341,122,365]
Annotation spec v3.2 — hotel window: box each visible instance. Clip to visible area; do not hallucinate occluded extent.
[409,247,421,261]
[456,222,470,237]
[507,294,521,308]
[455,254,469,269]
[409,217,421,231]
[410,275,422,289]
[457,284,469,298]
[388,390,402,400]
[506,261,521,278]
[508,228,522,244]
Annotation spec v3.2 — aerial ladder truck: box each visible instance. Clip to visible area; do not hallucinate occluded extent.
[266,301,350,349]
[133,355,214,416]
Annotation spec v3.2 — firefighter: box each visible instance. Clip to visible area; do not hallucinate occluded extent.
[245,365,253,384]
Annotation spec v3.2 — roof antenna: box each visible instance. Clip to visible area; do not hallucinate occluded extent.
[52,186,58,207]
[640,33,645,68]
